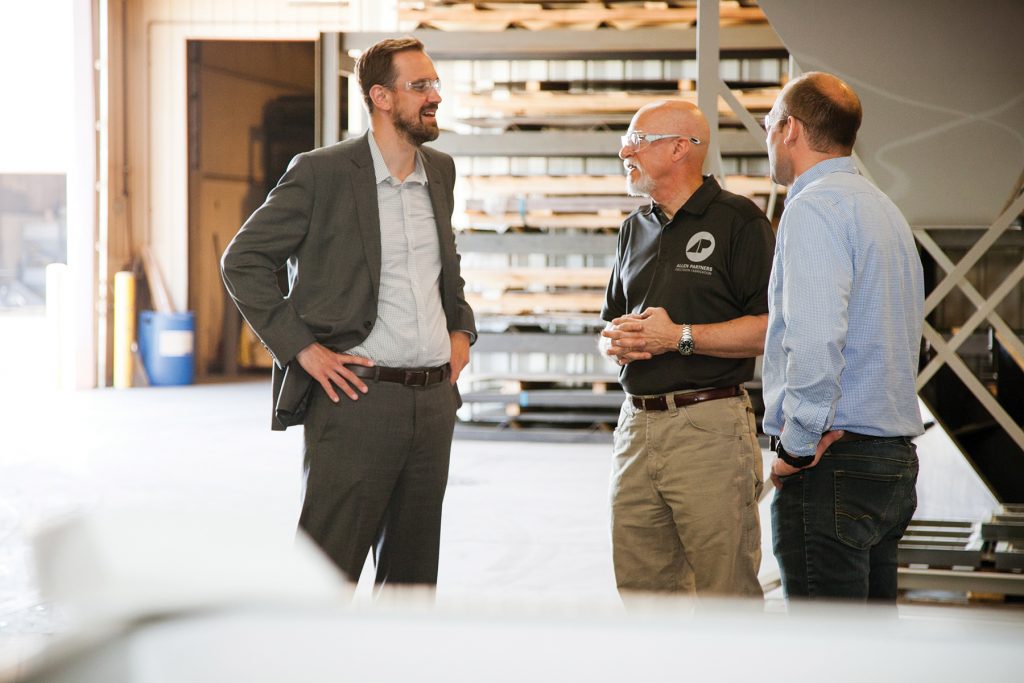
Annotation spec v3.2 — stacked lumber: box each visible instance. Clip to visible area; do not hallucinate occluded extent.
[400,1,767,32]
[464,266,609,314]
[454,88,778,125]
[406,7,781,438]
[456,174,783,232]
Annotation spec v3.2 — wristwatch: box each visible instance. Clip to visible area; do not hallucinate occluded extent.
[775,441,814,469]
[677,324,694,356]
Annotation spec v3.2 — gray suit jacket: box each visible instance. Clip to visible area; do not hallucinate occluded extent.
[221,133,476,430]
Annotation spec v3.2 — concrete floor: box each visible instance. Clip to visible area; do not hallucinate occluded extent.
[0,311,1014,676]
[0,378,713,607]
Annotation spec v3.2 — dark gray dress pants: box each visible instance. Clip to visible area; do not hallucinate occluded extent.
[299,378,457,586]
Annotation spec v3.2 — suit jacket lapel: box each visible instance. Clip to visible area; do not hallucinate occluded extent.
[349,135,381,299]
[422,153,458,310]
[422,153,455,266]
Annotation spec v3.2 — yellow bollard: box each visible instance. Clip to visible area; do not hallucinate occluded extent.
[113,271,136,388]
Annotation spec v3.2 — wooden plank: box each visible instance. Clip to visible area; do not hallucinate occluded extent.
[463,266,611,288]
[454,90,777,117]
[140,246,175,313]
[462,175,624,195]
[466,290,605,313]
[462,211,626,231]
[400,4,766,32]
[464,196,646,213]
[461,174,782,197]
[457,232,618,256]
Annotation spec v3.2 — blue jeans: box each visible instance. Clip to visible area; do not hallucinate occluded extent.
[771,437,919,601]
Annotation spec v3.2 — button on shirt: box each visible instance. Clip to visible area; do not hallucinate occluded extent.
[762,156,925,457]
[346,133,451,367]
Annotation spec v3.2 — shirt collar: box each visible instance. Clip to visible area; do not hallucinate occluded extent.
[367,131,427,186]
[640,174,721,223]
[790,156,858,199]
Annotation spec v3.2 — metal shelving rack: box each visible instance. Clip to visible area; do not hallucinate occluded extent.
[319,20,788,440]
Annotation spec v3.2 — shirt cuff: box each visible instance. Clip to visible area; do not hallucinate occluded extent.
[780,422,821,458]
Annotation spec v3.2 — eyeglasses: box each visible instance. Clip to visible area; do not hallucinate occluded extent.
[403,78,441,95]
[620,131,702,149]
[763,112,801,132]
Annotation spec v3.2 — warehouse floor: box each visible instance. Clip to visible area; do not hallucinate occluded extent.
[0,377,705,606]
[0,312,1012,676]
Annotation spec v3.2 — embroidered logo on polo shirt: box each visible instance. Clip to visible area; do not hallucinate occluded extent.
[685,232,716,262]
[675,231,716,275]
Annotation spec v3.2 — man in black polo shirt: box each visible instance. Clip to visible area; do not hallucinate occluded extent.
[600,100,774,597]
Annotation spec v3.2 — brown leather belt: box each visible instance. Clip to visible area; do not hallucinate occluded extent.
[345,363,450,387]
[631,385,743,411]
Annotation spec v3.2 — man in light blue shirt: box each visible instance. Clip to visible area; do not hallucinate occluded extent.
[761,72,925,601]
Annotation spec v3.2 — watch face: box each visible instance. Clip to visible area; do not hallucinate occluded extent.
[677,325,694,355]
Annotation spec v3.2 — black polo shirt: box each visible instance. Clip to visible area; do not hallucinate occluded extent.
[602,175,774,396]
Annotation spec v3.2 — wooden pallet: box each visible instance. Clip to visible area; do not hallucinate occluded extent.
[461,174,781,197]
[454,90,778,119]
[463,266,611,289]
[467,290,605,314]
[461,210,626,231]
[464,195,647,213]
[400,1,766,32]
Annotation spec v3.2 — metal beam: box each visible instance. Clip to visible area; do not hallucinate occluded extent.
[339,27,785,60]
[924,192,1024,316]
[915,226,1024,385]
[316,32,340,148]
[432,130,767,158]
[920,324,1024,455]
[454,423,613,444]
[475,332,602,354]
[456,233,618,256]
[697,0,725,182]
[898,567,1024,596]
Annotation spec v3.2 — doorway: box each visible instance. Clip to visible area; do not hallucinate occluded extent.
[186,40,317,380]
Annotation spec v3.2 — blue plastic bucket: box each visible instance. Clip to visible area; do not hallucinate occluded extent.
[138,310,195,386]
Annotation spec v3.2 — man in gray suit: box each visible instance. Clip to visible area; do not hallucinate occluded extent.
[221,37,476,588]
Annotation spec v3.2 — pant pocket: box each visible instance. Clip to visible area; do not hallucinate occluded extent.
[833,470,902,550]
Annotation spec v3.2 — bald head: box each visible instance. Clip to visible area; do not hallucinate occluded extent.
[780,71,862,153]
[633,100,710,169]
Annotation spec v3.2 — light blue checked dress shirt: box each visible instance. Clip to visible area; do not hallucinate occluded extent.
[762,157,926,457]
[346,132,451,367]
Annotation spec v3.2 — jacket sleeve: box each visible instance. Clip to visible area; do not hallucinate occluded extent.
[220,154,318,367]
[444,155,477,341]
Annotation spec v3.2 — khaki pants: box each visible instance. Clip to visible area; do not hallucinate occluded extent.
[610,391,763,598]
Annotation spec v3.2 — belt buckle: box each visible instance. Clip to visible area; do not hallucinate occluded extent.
[769,435,780,452]
[405,370,429,387]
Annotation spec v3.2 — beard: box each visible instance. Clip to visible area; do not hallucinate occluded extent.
[625,167,655,197]
[392,104,439,147]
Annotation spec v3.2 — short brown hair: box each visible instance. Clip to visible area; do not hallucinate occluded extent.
[781,73,862,154]
[355,37,425,113]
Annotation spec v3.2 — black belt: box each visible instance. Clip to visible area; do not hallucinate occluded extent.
[345,363,450,387]
[631,385,742,411]
[769,431,897,451]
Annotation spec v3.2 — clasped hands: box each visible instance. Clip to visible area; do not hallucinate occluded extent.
[296,331,471,403]
[601,307,681,365]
